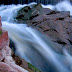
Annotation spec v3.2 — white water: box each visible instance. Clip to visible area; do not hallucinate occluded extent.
[1,1,72,72]
[42,0,72,15]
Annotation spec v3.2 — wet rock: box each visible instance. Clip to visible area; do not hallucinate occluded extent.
[0,62,16,72]
[0,50,4,61]
[31,18,72,54]
[64,17,72,23]
[16,4,72,54]
[39,8,58,15]
[16,3,42,23]
[16,6,31,19]
[0,31,9,50]
[32,11,70,23]
[11,50,28,69]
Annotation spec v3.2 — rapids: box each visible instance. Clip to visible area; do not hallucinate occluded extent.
[0,0,72,72]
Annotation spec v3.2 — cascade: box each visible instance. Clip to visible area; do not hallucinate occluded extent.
[0,1,72,72]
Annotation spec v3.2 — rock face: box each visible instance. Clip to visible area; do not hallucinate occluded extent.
[0,16,28,72]
[16,4,72,55]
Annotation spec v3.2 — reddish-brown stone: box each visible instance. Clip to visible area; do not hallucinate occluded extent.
[11,50,28,69]
[0,62,15,72]
[0,50,4,61]
[0,31,9,49]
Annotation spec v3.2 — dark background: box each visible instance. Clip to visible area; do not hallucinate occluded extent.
[0,0,70,5]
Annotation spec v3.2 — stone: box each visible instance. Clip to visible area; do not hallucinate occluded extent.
[0,62,16,72]
[16,3,42,23]
[23,7,72,54]
[39,8,58,15]
[11,50,28,69]
[64,17,72,23]
[0,50,4,61]
[0,31,9,50]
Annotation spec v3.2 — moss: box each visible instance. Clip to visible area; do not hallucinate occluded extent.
[28,63,41,72]
[0,30,2,35]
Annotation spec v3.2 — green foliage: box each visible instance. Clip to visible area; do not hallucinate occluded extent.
[28,63,41,72]
[0,30,2,35]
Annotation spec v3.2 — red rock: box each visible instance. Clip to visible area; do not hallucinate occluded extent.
[3,46,11,56]
[0,50,4,61]
[0,31,9,50]
[9,63,28,72]
[11,52,28,69]
[4,56,28,72]
[0,62,16,72]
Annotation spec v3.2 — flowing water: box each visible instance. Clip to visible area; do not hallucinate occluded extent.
[0,0,72,72]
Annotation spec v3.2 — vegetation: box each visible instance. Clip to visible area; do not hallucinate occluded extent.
[28,63,41,72]
[0,30,2,35]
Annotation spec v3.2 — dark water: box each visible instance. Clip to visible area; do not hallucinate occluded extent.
[0,0,66,5]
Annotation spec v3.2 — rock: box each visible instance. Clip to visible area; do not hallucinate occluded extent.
[0,31,9,50]
[0,62,16,72]
[16,6,31,19]
[64,17,72,23]
[39,8,58,15]
[11,50,28,69]
[32,11,70,23]
[31,16,72,54]
[16,3,42,23]
[16,4,72,55]
[0,50,4,61]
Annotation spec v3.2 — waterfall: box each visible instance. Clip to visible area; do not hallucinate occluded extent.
[55,0,72,15]
[1,1,72,72]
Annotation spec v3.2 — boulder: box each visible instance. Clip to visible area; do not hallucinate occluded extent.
[16,4,72,55]
[16,3,42,23]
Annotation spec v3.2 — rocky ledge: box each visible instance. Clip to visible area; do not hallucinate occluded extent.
[16,3,72,55]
